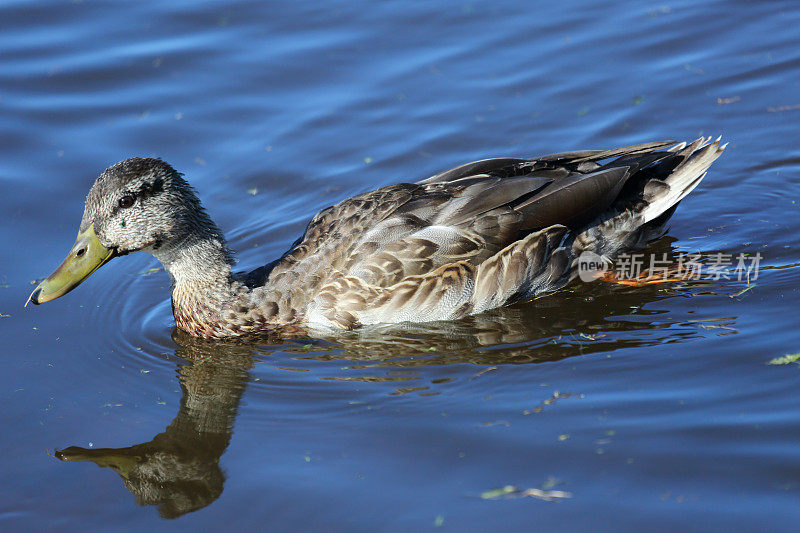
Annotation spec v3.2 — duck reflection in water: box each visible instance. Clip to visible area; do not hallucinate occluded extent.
[56,337,255,519]
[53,254,737,518]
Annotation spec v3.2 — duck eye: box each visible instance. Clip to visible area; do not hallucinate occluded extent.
[118,195,135,208]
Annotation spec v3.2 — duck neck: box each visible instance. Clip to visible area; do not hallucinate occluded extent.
[151,215,292,338]
[156,232,235,292]
[152,223,239,333]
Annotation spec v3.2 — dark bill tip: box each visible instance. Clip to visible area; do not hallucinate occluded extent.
[25,287,42,307]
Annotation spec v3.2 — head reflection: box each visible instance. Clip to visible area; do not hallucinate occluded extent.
[56,336,255,519]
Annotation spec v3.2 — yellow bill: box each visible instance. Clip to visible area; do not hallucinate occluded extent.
[26,223,115,306]
[55,447,141,480]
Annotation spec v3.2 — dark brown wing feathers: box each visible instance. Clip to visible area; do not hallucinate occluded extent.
[248,138,724,328]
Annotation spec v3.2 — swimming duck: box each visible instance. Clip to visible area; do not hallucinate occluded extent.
[28,137,724,338]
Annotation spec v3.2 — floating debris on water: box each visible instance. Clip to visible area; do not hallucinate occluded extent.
[767,353,800,366]
[767,103,800,112]
[479,483,572,502]
[523,391,572,415]
[478,420,510,428]
[469,366,497,380]
[729,284,756,298]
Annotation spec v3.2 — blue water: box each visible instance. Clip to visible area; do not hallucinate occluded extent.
[2,0,800,530]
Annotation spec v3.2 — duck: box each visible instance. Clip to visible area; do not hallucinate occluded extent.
[27,137,725,339]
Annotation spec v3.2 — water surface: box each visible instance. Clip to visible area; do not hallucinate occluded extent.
[2,0,800,530]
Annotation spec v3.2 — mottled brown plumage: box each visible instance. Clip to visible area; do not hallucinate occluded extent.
[31,137,725,338]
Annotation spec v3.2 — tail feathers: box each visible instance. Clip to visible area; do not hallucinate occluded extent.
[538,140,676,165]
[639,136,726,224]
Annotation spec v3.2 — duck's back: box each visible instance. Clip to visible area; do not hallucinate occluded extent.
[253,137,724,328]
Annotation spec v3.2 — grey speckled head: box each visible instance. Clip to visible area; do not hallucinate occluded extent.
[28,156,237,309]
[82,157,213,254]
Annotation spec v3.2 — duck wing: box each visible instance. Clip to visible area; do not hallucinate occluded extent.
[265,140,679,289]
[262,139,723,327]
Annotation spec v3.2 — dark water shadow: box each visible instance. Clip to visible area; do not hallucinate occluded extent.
[53,241,738,517]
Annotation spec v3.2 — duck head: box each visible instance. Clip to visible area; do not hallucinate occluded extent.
[27,157,213,305]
